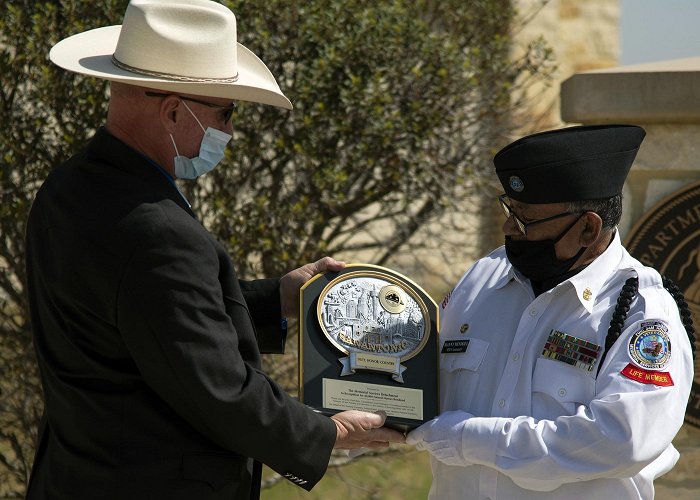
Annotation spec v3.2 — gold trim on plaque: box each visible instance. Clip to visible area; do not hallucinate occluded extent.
[315,268,431,362]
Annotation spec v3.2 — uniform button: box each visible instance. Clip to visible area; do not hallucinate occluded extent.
[558,388,567,397]
[529,308,538,317]
[512,352,520,361]
[498,399,505,408]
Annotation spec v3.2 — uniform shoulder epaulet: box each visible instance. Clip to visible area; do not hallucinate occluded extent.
[635,266,662,291]
[597,274,696,376]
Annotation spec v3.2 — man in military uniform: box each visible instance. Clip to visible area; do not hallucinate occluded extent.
[408,125,694,499]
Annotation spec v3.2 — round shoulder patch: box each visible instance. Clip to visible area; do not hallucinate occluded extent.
[628,321,671,370]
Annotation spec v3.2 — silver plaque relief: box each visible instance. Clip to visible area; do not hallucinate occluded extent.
[317,272,430,382]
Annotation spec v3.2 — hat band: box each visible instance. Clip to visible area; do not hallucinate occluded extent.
[111,55,239,83]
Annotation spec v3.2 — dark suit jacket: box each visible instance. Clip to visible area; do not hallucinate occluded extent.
[25,128,336,499]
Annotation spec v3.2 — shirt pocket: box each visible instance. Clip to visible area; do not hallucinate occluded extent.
[532,357,596,418]
[439,338,489,411]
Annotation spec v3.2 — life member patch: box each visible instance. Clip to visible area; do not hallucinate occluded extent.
[628,321,671,370]
[620,363,674,387]
[442,339,469,353]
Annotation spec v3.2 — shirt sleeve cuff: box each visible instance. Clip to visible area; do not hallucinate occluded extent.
[461,417,510,466]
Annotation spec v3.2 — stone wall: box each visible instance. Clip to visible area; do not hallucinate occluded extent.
[515,0,620,130]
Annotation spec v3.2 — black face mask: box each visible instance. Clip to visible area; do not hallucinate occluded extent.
[505,216,586,284]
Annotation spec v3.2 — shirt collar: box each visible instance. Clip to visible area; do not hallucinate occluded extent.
[87,127,193,214]
[139,154,192,209]
[566,229,626,312]
[496,261,519,290]
[496,230,629,309]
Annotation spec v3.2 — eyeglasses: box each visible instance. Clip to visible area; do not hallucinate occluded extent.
[145,91,236,124]
[498,194,579,237]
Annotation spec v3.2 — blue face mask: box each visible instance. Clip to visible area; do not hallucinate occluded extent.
[170,100,232,179]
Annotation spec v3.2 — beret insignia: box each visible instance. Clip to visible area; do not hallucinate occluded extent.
[509,176,524,192]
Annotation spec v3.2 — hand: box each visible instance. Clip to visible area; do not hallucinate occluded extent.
[280,256,345,318]
[331,410,406,450]
[406,410,472,466]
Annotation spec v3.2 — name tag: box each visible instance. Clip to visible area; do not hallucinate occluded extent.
[442,339,470,353]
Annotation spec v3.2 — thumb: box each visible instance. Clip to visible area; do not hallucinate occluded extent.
[406,425,425,446]
[365,410,387,429]
[311,256,345,275]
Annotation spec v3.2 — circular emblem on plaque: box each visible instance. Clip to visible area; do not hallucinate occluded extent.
[626,180,700,427]
[509,175,525,192]
[379,285,406,314]
[317,270,430,361]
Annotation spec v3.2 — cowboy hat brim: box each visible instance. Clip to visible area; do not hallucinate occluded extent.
[49,25,292,110]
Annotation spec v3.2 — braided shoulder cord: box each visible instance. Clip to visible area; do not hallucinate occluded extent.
[596,275,697,376]
[661,276,697,361]
[597,277,638,375]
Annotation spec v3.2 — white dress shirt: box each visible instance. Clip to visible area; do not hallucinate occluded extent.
[420,232,693,499]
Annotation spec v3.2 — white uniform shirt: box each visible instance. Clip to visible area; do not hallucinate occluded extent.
[431,232,693,499]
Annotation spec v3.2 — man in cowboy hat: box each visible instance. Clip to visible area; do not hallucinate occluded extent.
[407,125,694,499]
[25,1,404,499]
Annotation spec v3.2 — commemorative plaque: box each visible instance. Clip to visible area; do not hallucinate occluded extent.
[299,264,439,432]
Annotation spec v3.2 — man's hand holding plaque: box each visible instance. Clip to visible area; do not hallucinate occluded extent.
[300,264,439,432]
[332,410,404,450]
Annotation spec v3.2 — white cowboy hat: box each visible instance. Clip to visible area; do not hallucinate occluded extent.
[49,0,292,109]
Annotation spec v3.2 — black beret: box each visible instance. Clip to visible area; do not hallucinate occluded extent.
[494,124,646,203]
